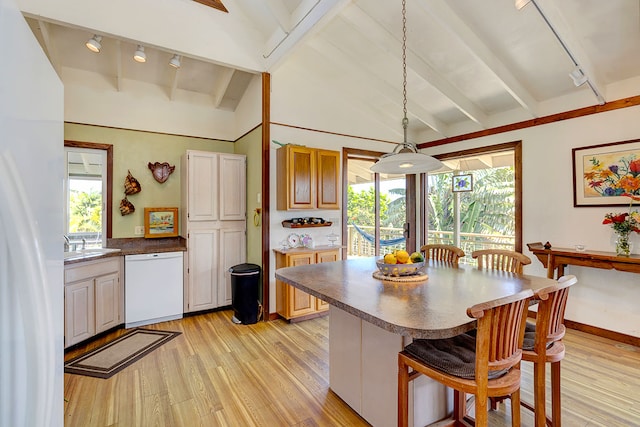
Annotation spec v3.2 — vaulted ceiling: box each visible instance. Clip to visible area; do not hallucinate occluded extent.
[22,0,640,142]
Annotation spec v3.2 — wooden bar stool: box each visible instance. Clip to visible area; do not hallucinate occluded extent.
[398,289,533,427]
[421,244,465,266]
[521,274,577,427]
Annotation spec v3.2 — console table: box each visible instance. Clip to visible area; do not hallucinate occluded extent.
[527,242,640,279]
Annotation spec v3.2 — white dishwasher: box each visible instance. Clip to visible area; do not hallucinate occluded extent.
[125,251,184,328]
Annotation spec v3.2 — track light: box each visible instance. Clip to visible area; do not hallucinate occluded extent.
[133,45,146,63]
[169,54,181,68]
[85,35,102,53]
[569,66,588,87]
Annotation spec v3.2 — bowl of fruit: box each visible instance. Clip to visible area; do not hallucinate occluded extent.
[376,250,426,276]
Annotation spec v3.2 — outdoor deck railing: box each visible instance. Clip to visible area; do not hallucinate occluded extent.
[347,224,515,265]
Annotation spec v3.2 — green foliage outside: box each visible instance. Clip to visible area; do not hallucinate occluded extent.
[69,190,102,232]
[347,166,515,237]
[428,167,515,236]
[347,186,389,227]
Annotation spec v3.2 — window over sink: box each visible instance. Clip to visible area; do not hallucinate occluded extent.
[64,141,113,250]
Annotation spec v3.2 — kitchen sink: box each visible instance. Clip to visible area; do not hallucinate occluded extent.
[64,247,121,260]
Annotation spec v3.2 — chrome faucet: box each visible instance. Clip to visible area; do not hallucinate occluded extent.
[64,235,71,252]
[81,238,86,250]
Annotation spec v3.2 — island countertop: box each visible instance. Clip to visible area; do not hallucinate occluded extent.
[275,257,555,339]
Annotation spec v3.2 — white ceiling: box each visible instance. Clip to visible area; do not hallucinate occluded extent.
[22,0,640,142]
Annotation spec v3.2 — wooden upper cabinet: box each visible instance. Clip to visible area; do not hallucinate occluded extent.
[316,150,340,209]
[276,145,340,210]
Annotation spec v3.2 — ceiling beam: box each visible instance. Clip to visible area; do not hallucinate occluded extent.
[37,20,61,76]
[293,45,405,140]
[265,0,292,32]
[341,5,489,128]
[531,0,606,104]
[261,0,349,69]
[417,0,540,117]
[308,34,449,136]
[213,68,235,107]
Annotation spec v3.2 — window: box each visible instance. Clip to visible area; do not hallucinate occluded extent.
[343,148,416,258]
[64,141,113,250]
[422,142,522,264]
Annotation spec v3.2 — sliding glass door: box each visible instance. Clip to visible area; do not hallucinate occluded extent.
[423,142,521,265]
[343,148,414,259]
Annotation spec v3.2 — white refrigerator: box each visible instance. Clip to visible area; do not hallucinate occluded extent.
[0,0,64,426]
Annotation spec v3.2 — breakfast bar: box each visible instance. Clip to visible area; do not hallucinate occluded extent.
[275,257,557,427]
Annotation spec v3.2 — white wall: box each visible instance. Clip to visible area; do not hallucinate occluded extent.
[1,0,64,424]
[271,50,640,337]
[426,106,640,338]
[63,68,238,139]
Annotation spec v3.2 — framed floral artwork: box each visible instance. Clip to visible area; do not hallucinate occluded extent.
[452,174,473,192]
[572,139,640,207]
[144,207,178,238]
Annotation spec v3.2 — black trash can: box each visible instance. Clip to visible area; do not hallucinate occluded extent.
[229,263,261,324]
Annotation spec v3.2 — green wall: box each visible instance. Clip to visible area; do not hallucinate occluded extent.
[234,126,263,266]
[65,123,234,238]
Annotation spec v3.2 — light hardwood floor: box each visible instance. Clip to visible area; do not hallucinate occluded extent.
[64,310,640,426]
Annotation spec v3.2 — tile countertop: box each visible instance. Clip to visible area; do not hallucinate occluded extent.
[64,237,186,265]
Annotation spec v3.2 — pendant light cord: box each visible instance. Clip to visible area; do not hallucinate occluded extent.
[402,0,409,147]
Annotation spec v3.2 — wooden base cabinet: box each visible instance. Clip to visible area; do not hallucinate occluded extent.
[275,247,339,320]
[64,257,122,348]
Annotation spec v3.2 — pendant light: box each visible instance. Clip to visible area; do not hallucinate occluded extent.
[370,0,443,175]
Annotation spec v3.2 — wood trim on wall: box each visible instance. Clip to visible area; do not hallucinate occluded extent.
[64,140,113,238]
[419,95,640,149]
[528,310,640,347]
[273,95,640,151]
[261,72,271,320]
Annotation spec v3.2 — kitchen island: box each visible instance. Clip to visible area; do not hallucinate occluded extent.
[275,257,556,427]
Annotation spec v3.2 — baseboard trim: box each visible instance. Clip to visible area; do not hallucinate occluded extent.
[564,319,640,347]
[528,310,640,347]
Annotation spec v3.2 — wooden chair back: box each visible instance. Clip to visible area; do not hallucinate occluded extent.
[531,274,577,353]
[398,288,534,427]
[469,289,533,373]
[420,244,465,265]
[472,249,532,273]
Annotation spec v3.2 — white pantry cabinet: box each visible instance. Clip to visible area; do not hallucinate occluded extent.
[181,150,247,313]
[64,257,122,348]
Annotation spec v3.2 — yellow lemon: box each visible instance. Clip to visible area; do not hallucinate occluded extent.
[396,250,410,264]
[384,253,397,264]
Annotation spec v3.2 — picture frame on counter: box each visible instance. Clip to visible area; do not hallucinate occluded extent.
[144,207,178,238]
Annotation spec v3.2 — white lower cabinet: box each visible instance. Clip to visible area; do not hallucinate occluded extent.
[64,257,122,348]
[184,221,246,313]
[219,227,247,307]
[186,227,219,312]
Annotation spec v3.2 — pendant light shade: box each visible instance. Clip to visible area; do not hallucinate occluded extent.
[371,144,443,174]
[370,0,443,175]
